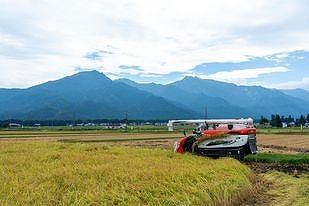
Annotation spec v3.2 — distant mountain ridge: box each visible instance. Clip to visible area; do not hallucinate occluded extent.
[0,70,308,120]
[0,71,195,120]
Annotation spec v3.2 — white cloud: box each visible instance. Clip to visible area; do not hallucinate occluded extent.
[198,67,289,85]
[0,0,309,87]
[0,55,77,88]
[271,77,309,90]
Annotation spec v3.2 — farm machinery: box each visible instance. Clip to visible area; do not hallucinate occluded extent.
[168,118,258,159]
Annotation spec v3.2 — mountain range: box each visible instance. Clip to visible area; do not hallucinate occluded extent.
[0,70,308,120]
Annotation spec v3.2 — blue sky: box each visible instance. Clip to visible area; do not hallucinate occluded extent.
[0,0,309,89]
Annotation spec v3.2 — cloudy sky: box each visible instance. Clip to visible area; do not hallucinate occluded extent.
[1,0,309,89]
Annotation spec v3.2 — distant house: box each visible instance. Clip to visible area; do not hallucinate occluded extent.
[9,123,22,128]
[33,123,41,127]
[258,122,271,128]
[85,123,95,126]
[100,123,126,129]
[120,123,127,129]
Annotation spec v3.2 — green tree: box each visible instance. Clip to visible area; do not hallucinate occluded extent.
[270,114,275,127]
[287,115,294,123]
[259,116,269,125]
[299,115,306,126]
[271,114,282,127]
[275,114,282,127]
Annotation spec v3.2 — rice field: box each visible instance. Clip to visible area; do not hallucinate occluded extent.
[0,128,308,205]
[0,142,252,205]
[238,171,309,206]
[1,129,308,152]
[255,171,309,206]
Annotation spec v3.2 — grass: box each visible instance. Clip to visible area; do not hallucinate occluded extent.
[58,136,177,143]
[0,142,252,205]
[244,153,309,165]
[261,171,309,206]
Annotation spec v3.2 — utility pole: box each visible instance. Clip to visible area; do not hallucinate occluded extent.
[125,112,128,131]
[204,105,208,119]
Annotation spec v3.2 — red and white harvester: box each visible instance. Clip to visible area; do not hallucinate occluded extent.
[168,118,258,159]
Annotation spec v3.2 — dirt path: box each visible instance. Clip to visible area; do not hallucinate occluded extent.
[257,134,309,152]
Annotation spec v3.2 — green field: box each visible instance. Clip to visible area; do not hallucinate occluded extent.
[257,127,309,134]
[0,125,174,133]
[0,142,252,205]
[0,126,170,134]
[2,125,309,135]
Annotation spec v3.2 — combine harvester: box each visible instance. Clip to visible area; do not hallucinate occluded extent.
[168,118,258,159]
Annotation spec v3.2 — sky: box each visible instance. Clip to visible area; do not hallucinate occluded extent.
[0,0,309,89]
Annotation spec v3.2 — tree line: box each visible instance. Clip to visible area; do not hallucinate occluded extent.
[259,114,309,127]
[0,119,168,128]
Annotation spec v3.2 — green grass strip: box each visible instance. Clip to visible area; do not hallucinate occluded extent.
[245,153,309,165]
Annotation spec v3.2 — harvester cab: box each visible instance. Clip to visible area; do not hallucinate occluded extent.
[168,118,258,159]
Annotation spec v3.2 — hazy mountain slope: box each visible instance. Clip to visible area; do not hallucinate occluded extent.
[170,76,309,116]
[280,89,309,102]
[117,78,250,118]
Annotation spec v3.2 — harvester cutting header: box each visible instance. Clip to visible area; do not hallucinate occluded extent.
[168,118,257,159]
